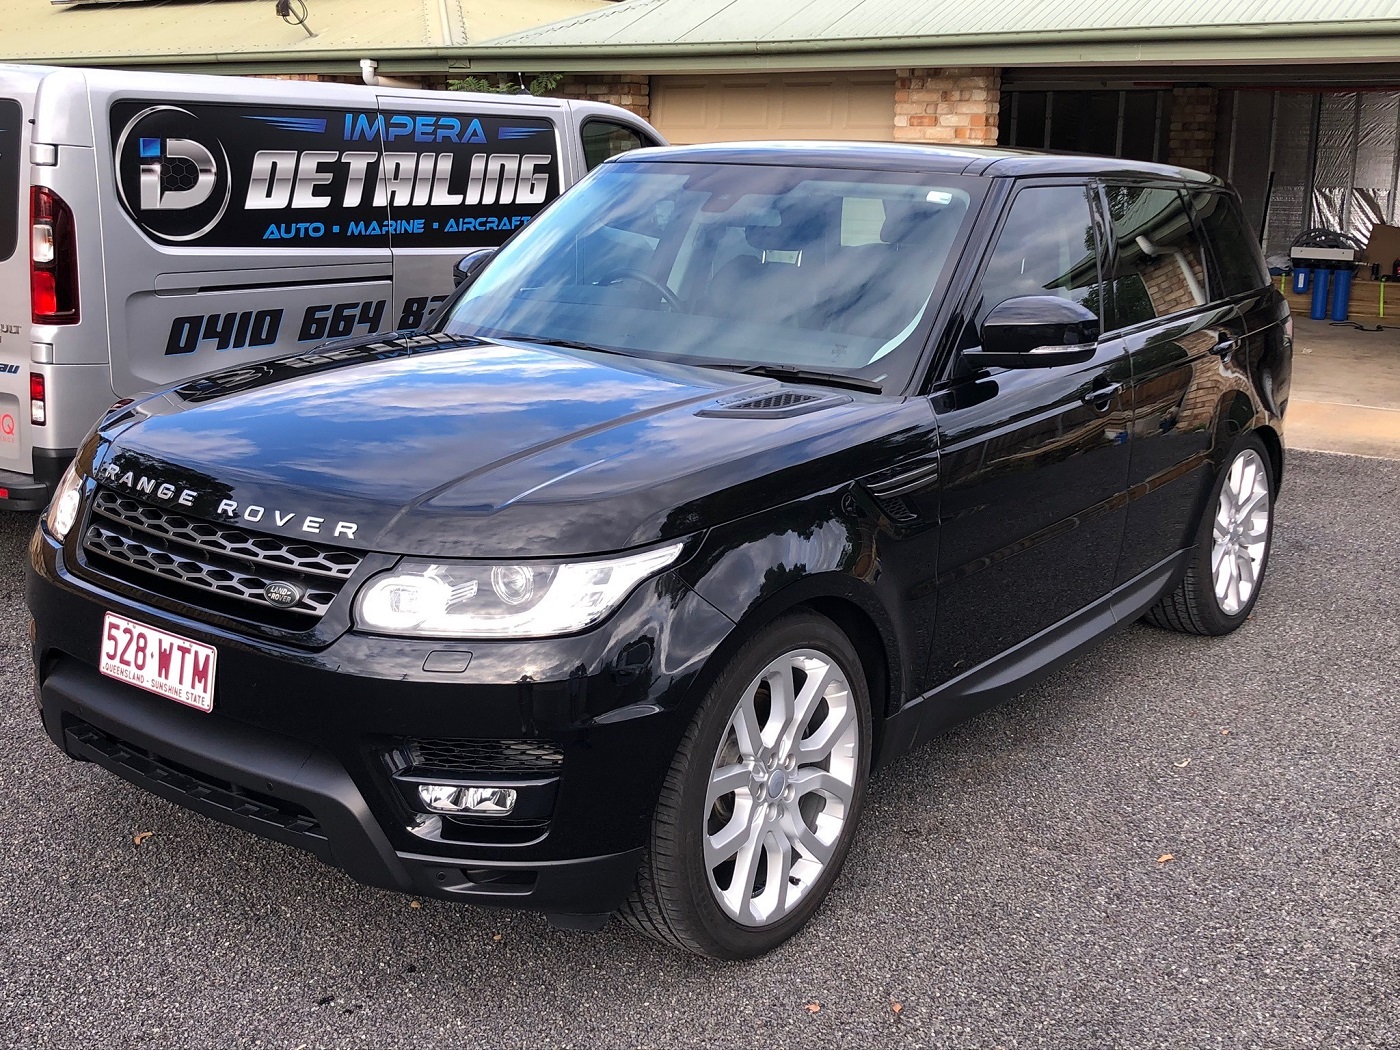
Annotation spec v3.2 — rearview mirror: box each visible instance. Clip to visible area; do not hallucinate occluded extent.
[965,295,1100,369]
[453,248,496,288]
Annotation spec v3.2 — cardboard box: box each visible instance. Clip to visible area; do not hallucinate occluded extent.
[1362,222,1400,270]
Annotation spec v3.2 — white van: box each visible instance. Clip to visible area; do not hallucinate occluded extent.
[0,65,663,510]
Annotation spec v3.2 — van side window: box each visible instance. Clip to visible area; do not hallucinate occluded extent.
[973,185,1102,329]
[581,120,656,170]
[1103,186,1210,329]
[0,99,21,262]
[1188,191,1270,297]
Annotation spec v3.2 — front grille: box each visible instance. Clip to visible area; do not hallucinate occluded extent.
[82,489,363,626]
[65,717,326,843]
[408,738,564,774]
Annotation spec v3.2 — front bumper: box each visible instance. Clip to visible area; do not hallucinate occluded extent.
[27,526,736,920]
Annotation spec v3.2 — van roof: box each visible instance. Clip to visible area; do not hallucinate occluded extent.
[613,141,1219,185]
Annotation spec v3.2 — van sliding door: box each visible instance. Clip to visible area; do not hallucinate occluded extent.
[94,78,396,396]
[372,94,568,329]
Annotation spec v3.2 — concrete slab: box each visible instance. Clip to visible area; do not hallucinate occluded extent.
[1286,316,1400,459]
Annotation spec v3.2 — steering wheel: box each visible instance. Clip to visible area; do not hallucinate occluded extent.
[599,267,682,311]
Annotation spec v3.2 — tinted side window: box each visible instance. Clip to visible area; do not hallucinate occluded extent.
[1189,191,1269,297]
[974,185,1101,328]
[1104,186,1209,329]
[581,120,654,171]
[0,98,20,263]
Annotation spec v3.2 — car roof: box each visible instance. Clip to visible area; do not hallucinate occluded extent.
[612,141,1219,185]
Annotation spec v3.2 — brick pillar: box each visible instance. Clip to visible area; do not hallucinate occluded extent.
[553,75,651,120]
[893,67,1000,145]
[1167,87,1219,172]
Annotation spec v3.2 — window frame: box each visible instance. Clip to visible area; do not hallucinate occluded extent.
[1187,189,1272,301]
[579,118,661,172]
[1094,179,1220,337]
[945,177,1109,375]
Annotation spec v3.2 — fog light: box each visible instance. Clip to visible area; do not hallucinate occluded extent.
[417,784,517,815]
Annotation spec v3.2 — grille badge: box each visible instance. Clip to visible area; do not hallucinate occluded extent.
[263,581,304,608]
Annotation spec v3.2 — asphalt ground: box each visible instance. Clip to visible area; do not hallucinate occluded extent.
[0,448,1396,1049]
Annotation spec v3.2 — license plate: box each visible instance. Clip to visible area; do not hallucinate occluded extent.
[99,612,217,713]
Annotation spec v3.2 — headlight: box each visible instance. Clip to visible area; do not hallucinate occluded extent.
[353,542,685,639]
[43,460,83,542]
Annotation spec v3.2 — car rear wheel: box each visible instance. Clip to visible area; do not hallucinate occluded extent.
[1146,434,1275,636]
[620,611,871,959]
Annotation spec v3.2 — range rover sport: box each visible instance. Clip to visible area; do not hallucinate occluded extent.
[27,143,1290,959]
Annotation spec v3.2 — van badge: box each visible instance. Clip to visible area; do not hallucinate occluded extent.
[263,581,304,608]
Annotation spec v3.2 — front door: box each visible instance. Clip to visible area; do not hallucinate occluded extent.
[926,182,1132,689]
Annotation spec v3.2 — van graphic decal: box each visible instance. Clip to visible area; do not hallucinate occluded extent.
[114,105,232,243]
[110,100,559,249]
[242,115,329,134]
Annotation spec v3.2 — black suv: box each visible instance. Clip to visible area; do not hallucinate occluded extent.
[27,143,1290,959]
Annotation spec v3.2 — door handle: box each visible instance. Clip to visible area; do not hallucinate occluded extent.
[1081,381,1122,409]
[1212,336,1238,357]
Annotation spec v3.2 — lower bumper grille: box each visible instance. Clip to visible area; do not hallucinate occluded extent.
[406,738,565,774]
[65,718,325,842]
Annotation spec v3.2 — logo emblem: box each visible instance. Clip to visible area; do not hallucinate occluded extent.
[262,581,304,608]
[114,105,231,243]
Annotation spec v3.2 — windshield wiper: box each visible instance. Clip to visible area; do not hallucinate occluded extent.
[724,363,884,395]
[500,335,639,360]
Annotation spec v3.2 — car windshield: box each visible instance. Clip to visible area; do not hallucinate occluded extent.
[439,160,983,387]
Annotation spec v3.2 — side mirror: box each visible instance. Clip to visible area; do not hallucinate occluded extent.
[965,295,1100,369]
[453,248,496,288]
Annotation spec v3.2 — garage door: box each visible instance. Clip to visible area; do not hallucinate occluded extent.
[651,73,894,144]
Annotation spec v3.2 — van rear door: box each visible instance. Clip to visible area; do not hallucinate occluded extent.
[0,75,33,484]
[372,93,573,329]
[85,73,398,397]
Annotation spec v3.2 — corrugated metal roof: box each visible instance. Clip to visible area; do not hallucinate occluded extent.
[3,0,606,72]
[461,0,1400,73]
[484,0,1400,47]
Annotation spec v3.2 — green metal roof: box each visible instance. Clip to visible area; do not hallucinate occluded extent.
[3,0,607,75]
[466,0,1400,72]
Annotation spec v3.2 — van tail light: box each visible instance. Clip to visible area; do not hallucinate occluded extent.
[30,372,47,427]
[31,186,79,325]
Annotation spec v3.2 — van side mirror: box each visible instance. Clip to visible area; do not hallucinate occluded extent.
[965,295,1100,369]
[453,248,496,288]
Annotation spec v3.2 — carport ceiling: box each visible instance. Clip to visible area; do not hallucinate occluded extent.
[1004,64,1400,89]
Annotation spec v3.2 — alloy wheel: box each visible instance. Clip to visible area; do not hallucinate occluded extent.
[1211,447,1271,616]
[702,648,860,927]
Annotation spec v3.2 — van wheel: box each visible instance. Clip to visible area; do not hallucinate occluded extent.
[620,612,871,959]
[1146,435,1275,636]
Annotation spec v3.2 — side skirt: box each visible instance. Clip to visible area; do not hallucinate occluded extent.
[875,548,1191,769]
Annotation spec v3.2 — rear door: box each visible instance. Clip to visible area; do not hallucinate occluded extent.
[1099,182,1242,586]
[90,74,396,397]
[0,74,32,481]
[374,93,570,334]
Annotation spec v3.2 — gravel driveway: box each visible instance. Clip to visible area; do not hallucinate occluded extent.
[1,449,1396,1048]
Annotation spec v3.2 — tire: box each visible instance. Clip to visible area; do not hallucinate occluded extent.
[1146,434,1275,636]
[620,611,872,959]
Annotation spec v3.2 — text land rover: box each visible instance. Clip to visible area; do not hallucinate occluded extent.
[27,143,1290,959]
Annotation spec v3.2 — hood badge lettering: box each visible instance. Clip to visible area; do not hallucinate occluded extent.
[99,464,359,540]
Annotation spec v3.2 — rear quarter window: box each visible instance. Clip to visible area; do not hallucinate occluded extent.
[1189,191,1270,297]
[0,98,21,262]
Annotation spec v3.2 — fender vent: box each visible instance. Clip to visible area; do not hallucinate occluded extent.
[697,391,850,419]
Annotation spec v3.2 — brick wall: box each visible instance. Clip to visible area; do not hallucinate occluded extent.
[1167,87,1218,172]
[554,75,651,120]
[893,67,1000,145]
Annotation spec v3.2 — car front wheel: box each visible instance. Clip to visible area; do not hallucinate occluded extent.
[620,611,871,959]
